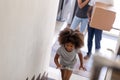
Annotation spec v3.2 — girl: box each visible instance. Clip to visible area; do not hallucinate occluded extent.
[54,28,86,80]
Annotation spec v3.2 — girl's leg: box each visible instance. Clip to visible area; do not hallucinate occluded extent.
[60,69,65,80]
[60,69,72,80]
[65,69,72,80]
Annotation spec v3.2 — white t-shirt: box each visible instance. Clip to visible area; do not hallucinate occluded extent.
[88,0,95,6]
[56,46,80,69]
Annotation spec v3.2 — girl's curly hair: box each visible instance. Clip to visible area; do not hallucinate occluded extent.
[58,27,84,49]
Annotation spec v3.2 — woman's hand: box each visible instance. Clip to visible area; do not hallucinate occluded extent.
[79,65,87,71]
[88,17,91,23]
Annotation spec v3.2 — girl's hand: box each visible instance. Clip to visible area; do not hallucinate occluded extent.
[79,65,87,71]
[56,64,62,69]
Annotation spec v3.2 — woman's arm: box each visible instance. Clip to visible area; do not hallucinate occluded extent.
[87,6,93,22]
[54,53,61,68]
[77,0,90,9]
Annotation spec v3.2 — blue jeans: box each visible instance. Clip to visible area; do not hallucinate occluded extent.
[70,16,88,33]
[87,24,102,56]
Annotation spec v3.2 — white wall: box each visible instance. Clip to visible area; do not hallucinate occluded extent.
[0,0,59,80]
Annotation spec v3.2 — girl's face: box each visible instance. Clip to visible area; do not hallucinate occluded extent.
[64,42,75,52]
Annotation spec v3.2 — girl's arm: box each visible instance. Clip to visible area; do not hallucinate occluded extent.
[77,0,90,9]
[78,51,86,70]
[54,53,62,68]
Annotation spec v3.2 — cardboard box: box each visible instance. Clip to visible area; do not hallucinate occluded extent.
[90,2,116,31]
[95,0,114,6]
